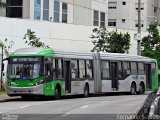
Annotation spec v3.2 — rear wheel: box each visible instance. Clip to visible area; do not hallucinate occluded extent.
[138,83,145,94]
[55,86,61,100]
[84,85,89,97]
[130,83,136,95]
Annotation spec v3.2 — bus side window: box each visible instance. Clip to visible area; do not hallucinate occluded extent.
[138,62,145,74]
[131,62,137,74]
[71,60,79,79]
[79,60,85,79]
[101,61,110,79]
[118,62,123,78]
[123,62,131,76]
[86,60,93,79]
[57,59,63,78]
[44,57,52,77]
[151,63,156,74]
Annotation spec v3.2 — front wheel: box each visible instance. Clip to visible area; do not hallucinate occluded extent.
[84,85,89,97]
[55,86,61,100]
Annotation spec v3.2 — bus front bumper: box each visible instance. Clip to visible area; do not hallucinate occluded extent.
[5,85,44,96]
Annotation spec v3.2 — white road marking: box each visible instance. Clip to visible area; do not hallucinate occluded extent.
[19,105,31,109]
[101,101,107,103]
[81,105,88,109]
[62,112,71,117]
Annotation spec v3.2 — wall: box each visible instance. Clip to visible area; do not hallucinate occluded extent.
[0,17,148,55]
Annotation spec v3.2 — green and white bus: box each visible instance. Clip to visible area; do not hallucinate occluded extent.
[5,48,159,99]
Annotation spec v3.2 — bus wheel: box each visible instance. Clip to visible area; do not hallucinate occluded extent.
[55,86,61,100]
[138,83,145,94]
[130,83,136,95]
[84,84,89,97]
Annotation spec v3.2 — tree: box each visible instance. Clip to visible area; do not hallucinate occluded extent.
[0,0,6,9]
[141,22,160,67]
[23,29,49,48]
[91,27,130,53]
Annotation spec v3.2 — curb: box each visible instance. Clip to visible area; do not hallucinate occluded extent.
[133,91,157,120]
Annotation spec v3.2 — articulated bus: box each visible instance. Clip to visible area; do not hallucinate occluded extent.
[5,48,159,99]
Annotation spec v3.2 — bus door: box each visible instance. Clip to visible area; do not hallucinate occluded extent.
[111,62,119,90]
[64,60,71,93]
[145,64,152,89]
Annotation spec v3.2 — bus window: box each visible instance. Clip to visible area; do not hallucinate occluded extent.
[131,62,137,74]
[57,59,63,78]
[123,62,131,75]
[138,62,145,74]
[151,63,156,74]
[71,60,79,79]
[118,62,123,78]
[79,60,85,79]
[86,60,93,79]
[101,61,110,79]
[44,57,52,77]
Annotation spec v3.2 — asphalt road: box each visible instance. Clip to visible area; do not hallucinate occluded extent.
[0,94,148,120]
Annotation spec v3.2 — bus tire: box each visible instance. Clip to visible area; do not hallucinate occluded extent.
[84,84,89,97]
[138,82,145,94]
[55,85,61,100]
[130,83,136,95]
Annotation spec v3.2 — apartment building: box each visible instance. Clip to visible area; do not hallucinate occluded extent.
[0,0,108,27]
[0,0,110,53]
[108,0,159,30]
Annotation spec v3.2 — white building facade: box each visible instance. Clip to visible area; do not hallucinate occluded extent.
[108,0,159,30]
[0,0,157,55]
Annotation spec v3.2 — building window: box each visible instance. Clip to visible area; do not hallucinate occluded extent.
[54,0,60,22]
[100,12,105,27]
[43,0,49,21]
[122,19,126,23]
[135,3,144,10]
[108,19,116,26]
[93,10,99,26]
[108,2,117,9]
[122,1,126,5]
[135,20,144,28]
[62,3,68,23]
[6,0,23,18]
[34,0,41,20]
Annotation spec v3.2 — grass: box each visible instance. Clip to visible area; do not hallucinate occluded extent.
[0,90,6,95]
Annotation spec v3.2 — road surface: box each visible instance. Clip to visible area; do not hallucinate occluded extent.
[0,94,148,120]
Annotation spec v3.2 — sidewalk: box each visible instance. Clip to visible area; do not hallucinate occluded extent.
[0,94,20,102]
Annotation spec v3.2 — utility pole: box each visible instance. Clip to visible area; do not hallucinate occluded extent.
[0,46,3,91]
[137,0,141,55]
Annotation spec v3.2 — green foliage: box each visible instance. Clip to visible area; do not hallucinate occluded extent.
[141,22,160,67]
[91,27,130,53]
[23,29,49,48]
[0,0,6,9]
[0,40,5,48]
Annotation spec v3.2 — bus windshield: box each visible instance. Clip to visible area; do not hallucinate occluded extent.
[7,63,41,80]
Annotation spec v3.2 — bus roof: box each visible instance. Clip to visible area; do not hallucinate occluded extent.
[9,47,156,62]
[9,47,55,57]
